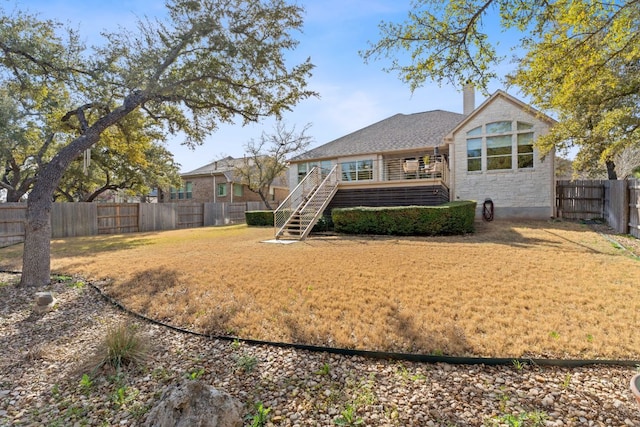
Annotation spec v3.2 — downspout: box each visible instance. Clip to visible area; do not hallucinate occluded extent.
[213,173,216,203]
[445,136,455,201]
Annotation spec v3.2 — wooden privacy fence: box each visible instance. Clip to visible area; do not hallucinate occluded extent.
[0,201,267,247]
[556,179,640,238]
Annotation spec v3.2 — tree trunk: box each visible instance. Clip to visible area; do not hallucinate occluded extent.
[258,189,273,210]
[605,159,617,180]
[20,149,78,286]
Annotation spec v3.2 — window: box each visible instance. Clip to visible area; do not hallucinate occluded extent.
[217,183,227,197]
[467,138,482,172]
[170,182,192,200]
[297,160,333,183]
[233,183,243,197]
[486,135,512,170]
[486,121,512,134]
[297,163,307,183]
[517,132,534,168]
[465,121,536,172]
[341,159,373,181]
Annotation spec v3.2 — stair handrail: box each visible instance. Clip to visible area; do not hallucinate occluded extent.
[274,166,322,236]
[295,165,339,239]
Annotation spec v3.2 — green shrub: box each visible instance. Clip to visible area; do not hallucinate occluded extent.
[311,215,332,232]
[245,210,274,226]
[331,201,476,236]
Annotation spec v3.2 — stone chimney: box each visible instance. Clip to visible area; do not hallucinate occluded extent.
[463,83,475,115]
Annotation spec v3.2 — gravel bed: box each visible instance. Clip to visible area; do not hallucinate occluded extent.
[2,271,640,427]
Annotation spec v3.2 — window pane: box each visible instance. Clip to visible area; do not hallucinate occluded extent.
[487,156,512,170]
[517,122,533,130]
[357,160,373,180]
[321,160,332,174]
[468,158,481,171]
[517,133,533,150]
[486,121,512,134]
[517,133,534,169]
[341,162,356,181]
[487,135,512,156]
[466,126,482,136]
[518,153,534,168]
[467,138,482,157]
[217,183,226,196]
[233,184,243,196]
[297,163,307,174]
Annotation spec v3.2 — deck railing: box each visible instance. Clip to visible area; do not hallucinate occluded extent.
[335,154,449,185]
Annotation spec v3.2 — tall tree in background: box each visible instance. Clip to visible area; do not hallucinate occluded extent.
[0,0,315,287]
[234,121,313,209]
[0,80,69,202]
[361,0,640,178]
[54,110,182,201]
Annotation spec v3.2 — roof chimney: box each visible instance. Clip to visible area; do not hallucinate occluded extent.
[463,83,475,115]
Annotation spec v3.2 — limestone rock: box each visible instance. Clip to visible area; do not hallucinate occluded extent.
[144,380,243,427]
[34,292,56,313]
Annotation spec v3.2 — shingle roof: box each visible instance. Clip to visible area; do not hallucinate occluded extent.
[181,156,242,177]
[181,155,288,187]
[292,110,466,161]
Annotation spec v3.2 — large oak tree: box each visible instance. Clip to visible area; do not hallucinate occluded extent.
[361,0,640,178]
[0,0,315,287]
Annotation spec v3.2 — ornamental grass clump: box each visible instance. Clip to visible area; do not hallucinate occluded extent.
[95,322,149,370]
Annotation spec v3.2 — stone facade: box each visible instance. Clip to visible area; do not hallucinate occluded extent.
[447,92,555,219]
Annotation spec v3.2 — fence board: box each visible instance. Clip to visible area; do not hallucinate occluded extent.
[605,180,629,234]
[0,203,26,247]
[97,204,139,234]
[556,180,605,219]
[51,203,98,238]
[177,203,204,228]
[139,203,177,232]
[629,180,640,239]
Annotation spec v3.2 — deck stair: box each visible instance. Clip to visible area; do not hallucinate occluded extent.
[274,165,339,240]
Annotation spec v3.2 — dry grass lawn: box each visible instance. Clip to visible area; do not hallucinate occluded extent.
[1,220,639,360]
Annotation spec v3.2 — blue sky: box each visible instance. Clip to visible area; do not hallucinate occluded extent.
[16,0,516,173]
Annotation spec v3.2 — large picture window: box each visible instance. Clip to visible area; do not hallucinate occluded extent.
[466,121,535,172]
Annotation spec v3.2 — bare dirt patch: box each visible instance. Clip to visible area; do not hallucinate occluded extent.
[2,219,639,360]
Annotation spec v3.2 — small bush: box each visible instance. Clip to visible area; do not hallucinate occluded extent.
[331,201,476,236]
[312,215,332,232]
[245,210,274,226]
[94,322,149,370]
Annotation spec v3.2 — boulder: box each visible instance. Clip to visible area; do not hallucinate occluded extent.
[34,292,56,313]
[144,380,243,427]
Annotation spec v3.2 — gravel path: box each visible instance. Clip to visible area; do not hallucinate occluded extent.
[1,271,640,427]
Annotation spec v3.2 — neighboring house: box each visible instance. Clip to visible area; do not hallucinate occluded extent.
[162,156,289,205]
[286,87,556,223]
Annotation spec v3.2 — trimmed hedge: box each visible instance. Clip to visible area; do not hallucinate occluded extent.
[245,210,274,226]
[331,201,476,236]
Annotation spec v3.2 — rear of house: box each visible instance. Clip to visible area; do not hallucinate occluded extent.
[287,88,555,221]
